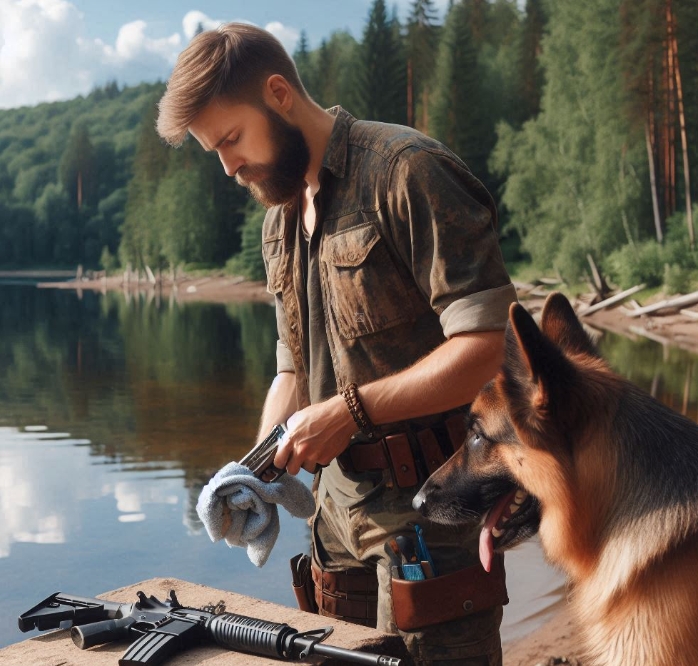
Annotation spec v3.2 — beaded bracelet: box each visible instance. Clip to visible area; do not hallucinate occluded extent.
[341,382,376,439]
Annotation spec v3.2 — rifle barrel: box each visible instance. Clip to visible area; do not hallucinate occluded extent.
[307,640,402,666]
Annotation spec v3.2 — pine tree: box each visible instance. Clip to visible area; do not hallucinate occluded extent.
[313,32,361,112]
[519,0,546,121]
[406,0,440,130]
[120,95,170,270]
[621,0,694,246]
[429,1,490,178]
[356,0,407,124]
[59,122,96,210]
[154,150,217,268]
[294,31,317,97]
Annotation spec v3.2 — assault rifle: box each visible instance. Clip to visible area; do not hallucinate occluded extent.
[19,589,401,665]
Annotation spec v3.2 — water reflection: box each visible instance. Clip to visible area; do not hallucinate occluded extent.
[0,284,310,650]
[598,333,698,420]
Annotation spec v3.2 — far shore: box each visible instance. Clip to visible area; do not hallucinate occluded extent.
[36,273,275,305]
[33,272,698,356]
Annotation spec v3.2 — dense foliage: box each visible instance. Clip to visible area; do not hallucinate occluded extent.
[0,0,695,291]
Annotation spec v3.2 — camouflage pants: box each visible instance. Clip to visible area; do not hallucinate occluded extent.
[312,477,503,666]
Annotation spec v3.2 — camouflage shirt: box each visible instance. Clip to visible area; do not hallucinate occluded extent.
[262,107,516,411]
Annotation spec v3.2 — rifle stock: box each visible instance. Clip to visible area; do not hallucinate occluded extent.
[18,592,130,632]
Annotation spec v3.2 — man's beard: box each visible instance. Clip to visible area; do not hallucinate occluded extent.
[236,106,311,208]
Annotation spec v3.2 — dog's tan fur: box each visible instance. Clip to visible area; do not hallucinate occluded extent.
[414,293,698,666]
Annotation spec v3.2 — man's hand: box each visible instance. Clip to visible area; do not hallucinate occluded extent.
[273,394,357,475]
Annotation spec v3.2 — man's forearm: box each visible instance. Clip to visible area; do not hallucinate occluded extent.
[273,330,504,475]
[358,330,505,426]
[257,371,298,442]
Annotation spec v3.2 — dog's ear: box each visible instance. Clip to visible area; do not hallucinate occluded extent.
[540,292,600,358]
[503,302,574,421]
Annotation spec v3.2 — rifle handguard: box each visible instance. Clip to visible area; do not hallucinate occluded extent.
[207,613,401,665]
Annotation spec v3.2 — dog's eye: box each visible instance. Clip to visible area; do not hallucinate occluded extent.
[468,432,485,448]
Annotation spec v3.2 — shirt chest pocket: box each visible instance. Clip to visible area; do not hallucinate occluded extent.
[321,222,413,339]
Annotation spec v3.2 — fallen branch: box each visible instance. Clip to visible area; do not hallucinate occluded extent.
[621,290,698,317]
[587,253,611,299]
[578,284,646,316]
[680,308,698,320]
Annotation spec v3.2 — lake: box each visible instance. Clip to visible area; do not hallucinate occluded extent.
[0,282,696,650]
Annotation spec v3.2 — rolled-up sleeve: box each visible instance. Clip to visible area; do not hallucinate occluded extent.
[276,338,295,374]
[387,147,517,336]
[440,283,517,337]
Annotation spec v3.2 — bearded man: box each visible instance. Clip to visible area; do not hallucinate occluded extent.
[157,22,517,666]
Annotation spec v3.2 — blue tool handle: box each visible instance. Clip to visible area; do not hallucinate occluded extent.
[414,524,438,577]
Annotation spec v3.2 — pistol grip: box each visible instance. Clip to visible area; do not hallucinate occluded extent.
[71,616,135,649]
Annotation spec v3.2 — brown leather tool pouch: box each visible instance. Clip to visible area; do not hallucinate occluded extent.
[290,553,318,613]
[390,553,508,632]
[311,560,378,627]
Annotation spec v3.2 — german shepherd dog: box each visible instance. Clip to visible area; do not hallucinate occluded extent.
[413,293,698,666]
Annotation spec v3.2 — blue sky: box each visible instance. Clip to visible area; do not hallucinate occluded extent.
[0,0,449,110]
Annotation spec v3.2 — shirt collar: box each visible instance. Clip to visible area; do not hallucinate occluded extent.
[321,106,355,179]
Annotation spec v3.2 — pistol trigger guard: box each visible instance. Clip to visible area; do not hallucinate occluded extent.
[295,626,334,659]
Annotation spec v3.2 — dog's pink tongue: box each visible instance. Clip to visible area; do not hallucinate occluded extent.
[479,491,516,572]
[479,524,495,572]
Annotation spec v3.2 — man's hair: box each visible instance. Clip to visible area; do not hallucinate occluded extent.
[157,23,307,147]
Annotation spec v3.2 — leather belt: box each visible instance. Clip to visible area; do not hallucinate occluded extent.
[337,414,467,488]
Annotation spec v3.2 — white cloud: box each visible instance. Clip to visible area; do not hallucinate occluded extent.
[0,2,301,110]
[264,21,300,53]
[182,10,225,41]
[182,12,300,53]
[0,0,181,108]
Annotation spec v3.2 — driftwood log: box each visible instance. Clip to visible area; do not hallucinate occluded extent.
[577,284,646,316]
[621,290,698,317]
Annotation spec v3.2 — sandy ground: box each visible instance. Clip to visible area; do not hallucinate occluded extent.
[36,274,698,665]
[38,273,277,305]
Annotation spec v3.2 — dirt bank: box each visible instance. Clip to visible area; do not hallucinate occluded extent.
[38,273,275,305]
[519,291,698,356]
[39,275,698,355]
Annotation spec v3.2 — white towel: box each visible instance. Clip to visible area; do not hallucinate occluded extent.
[196,461,315,567]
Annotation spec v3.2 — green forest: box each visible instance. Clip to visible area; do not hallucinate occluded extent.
[0,0,696,291]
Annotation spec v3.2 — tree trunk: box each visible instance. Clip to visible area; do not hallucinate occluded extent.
[407,58,414,128]
[646,117,664,243]
[668,0,695,249]
[664,6,677,216]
